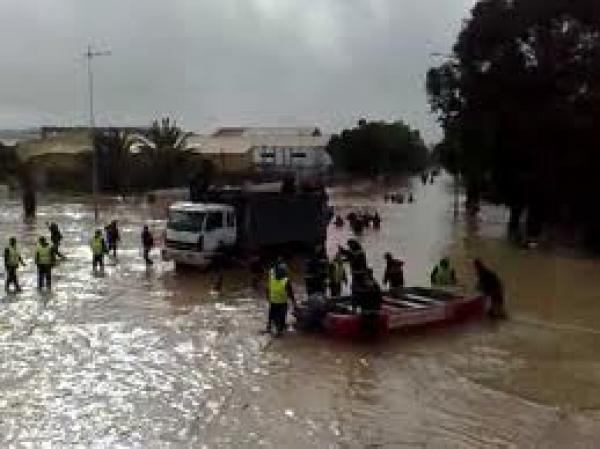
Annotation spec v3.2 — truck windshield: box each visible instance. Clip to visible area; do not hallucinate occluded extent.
[168,211,206,232]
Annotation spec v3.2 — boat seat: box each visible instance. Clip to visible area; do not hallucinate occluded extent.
[403,293,444,305]
[384,298,429,309]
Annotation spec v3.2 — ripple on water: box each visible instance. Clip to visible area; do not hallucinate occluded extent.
[1,183,600,447]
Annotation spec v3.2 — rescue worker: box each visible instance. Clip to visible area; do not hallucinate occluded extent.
[474,259,506,319]
[48,222,65,260]
[372,212,381,229]
[304,245,328,296]
[141,225,154,265]
[328,252,347,297]
[265,262,296,336]
[105,220,120,259]
[4,237,25,293]
[338,239,368,295]
[431,257,457,287]
[90,229,108,273]
[35,236,53,290]
[357,269,383,336]
[383,252,404,292]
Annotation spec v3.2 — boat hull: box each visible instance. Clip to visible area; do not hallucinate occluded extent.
[299,288,486,339]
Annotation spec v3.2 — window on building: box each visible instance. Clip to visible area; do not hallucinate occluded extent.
[291,151,307,158]
[260,149,275,158]
[205,212,223,231]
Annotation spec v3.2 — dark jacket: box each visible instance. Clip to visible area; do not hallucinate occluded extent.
[477,265,502,296]
[142,229,154,249]
[384,258,404,288]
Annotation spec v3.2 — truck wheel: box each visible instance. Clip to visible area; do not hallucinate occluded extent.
[174,262,185,272]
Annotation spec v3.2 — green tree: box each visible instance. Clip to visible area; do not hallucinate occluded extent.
[327,120,428,175]
[427,0,600,243]
[94,129,136,192]
[140,117,191,188]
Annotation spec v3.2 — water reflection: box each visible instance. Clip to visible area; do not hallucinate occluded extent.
[0,179,599,447]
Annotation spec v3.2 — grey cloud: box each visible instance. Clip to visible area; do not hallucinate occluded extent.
[0,0,475,142]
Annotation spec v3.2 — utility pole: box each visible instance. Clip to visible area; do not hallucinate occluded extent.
[85,44,111,222]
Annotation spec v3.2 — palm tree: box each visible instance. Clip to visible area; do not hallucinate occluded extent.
[140,117,191,188]
[94,128,136,192]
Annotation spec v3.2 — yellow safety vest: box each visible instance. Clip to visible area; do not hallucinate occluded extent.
[6,246,20,267]
[433,265,454,286]
[36,244,52,266]
[269,273,289,304]
[90,236,104,256]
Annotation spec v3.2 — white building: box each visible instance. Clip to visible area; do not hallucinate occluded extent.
[187,127,332,178]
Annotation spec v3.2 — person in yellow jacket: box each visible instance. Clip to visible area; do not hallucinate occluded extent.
[90,229,108,273]
[35,236,54,290]
[265,262,296,337]
[4,237,25,293]
[431,257,457,287]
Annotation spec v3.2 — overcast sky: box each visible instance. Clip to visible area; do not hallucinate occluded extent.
[0,0,474,142]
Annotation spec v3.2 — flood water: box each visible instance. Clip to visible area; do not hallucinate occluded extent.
[0,177,599,448]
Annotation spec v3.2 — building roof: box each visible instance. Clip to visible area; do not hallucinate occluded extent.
[170,202,234,212]
[212,126,321,137]
[186,135,252,155]
[186,131,330,156]
[16,131,92,161]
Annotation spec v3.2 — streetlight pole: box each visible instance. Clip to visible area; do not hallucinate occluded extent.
[85,44,111,222]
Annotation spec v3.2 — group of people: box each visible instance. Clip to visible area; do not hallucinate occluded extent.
[421,170,439,185]
[4,222,67,293]
[264,239,404,336]
[384,192,414,204]
[3,222,156,294]
[89,223,155,272]
[264,239,507,336]
[334,211,381,235]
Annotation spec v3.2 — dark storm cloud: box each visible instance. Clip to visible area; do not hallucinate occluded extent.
[0,0,474,141]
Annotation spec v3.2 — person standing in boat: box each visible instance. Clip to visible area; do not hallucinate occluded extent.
[474,259,506,319]
[304,245,328,296]
[358,269,383,336]
[338,239,368,295]
[383,252,404,293]
[431,257,457,287]
[328,252,347,297]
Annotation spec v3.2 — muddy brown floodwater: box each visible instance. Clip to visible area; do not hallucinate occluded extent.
[0,177,599,448]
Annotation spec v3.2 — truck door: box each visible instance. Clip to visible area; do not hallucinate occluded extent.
[204,211,225,253]
[225,210,237,246]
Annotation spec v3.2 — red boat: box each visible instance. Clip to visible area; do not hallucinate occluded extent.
[295,287,485,338]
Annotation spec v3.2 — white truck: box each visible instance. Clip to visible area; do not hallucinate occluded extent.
[162,202,238,267]
[162,183,329,268]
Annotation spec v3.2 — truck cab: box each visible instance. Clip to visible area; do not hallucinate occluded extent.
[162,202,237,268]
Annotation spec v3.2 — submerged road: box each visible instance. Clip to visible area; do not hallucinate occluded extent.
[0,178,599,448]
